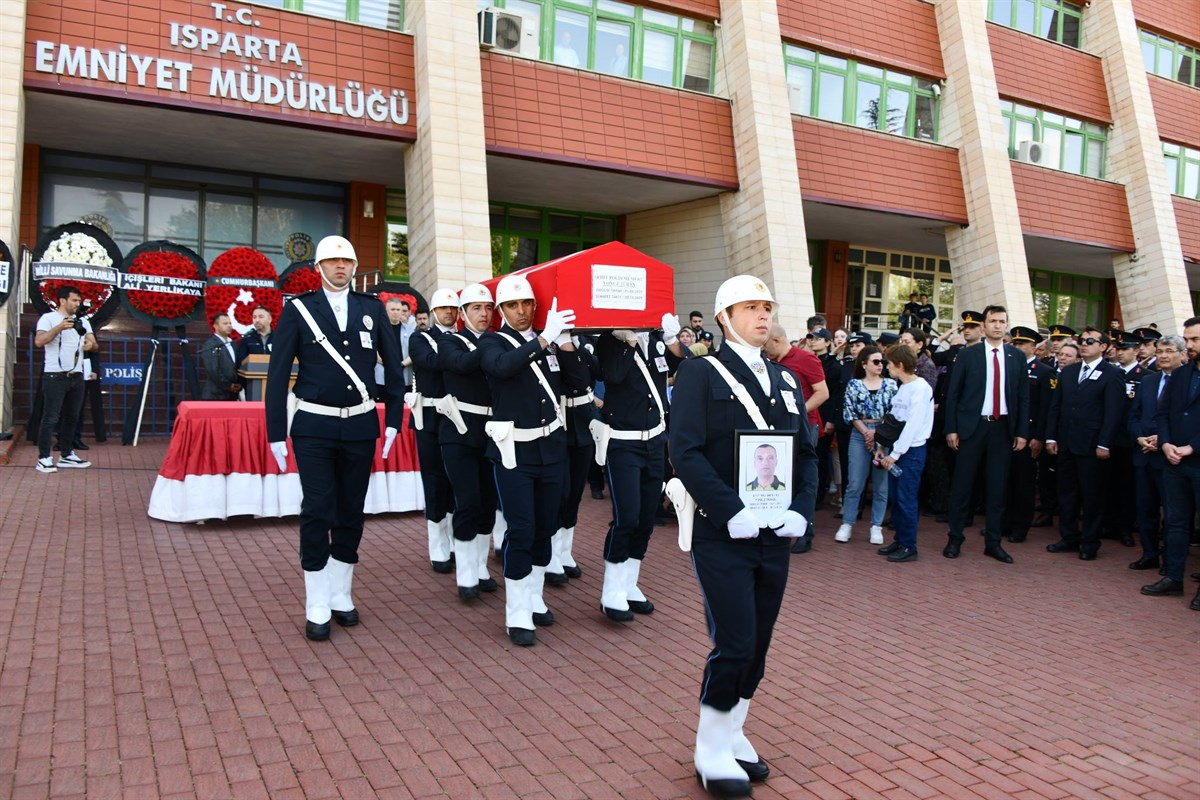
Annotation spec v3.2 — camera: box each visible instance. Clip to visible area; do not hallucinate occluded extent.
[71,315,86,335]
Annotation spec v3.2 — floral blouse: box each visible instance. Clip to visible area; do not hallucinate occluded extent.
[843,378,898,423]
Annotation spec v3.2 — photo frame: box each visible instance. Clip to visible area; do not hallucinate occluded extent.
[736,430,798,518]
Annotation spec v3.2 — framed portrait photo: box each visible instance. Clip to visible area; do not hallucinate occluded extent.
[736,430,797,518]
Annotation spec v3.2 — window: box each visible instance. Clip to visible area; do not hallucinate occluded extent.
[1030,269,1108,331]
[844,247,954,333]
[784,45,939,141]
[1163,142,1200,200]
[489,203,616,275]
[385,190,409,279]
[988,0,1082,47]
[480,0,716,93]
[271,0,405,31]
[1140,30,1199,88]
[1000,101,1107,178]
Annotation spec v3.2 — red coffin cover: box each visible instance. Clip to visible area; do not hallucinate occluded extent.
[482,241,675,331]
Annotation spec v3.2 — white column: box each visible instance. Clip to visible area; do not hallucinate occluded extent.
[0,0,27,433]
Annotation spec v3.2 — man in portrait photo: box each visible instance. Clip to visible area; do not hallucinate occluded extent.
[746,443,786,491]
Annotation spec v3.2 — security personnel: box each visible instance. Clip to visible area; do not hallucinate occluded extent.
[1134,327,1161,371]
[407,288,459,574]
[669,276,817,798]
[594,314,686,621]
[438,283,500,600]
[266,235,404,641]
[1103,330,1147,546]
[479,274,588,646]
[1035,324,1076,525]
[1003,326,1054,543]
[1043,324,1076,367]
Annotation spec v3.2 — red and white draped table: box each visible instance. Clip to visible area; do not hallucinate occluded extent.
[147,401,424,522]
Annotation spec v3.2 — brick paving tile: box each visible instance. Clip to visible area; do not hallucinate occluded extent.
[1,440,1198,799]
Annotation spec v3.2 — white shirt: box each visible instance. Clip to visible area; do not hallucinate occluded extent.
[216,335,235,363]
[980,341,1008,416]
[37,310,91,374]
[1078,356,1104,382]
[323,287,349,331]
[889,378,934,458]
[723,339,770,393]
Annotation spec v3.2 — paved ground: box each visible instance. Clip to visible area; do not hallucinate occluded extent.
[1,439,1198,799]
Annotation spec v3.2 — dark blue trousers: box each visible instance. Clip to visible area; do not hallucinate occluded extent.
[1160,461,1200,582]
[292,436,375,571]
[603,437,664,562]
[494,461,564,579]
[441,442,497,542]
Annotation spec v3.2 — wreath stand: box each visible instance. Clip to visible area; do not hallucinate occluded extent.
[121,324,200,446]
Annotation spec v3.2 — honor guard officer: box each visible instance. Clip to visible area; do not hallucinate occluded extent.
[668,276,817,798]
[1103,330,1148,546]
[438,283,500,600]
[1134,327,1161,370]
[266,235,405,641]
[593,313,687,622]
[479,275,588,646]
[407,288,460,574]
[1003,326,1054,543]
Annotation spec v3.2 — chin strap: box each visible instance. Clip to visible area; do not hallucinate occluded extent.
[717,311,757,349]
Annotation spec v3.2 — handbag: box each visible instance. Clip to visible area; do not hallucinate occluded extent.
[873,412,906,449]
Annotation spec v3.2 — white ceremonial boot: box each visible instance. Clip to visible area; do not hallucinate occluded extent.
[326,558,359,627]
[529,565,555,626]
[492,510,507,555]
[694,704,751,796]
[429,519,453,573]
[455,538,480,600]
[600,560,633,622]
[505,575,535,646]
[304,567,332,641]
[560,526,581,578]
[730,698,769,782]
[625,557,654,614]
[546,529,569,586]
[475,533,497,592]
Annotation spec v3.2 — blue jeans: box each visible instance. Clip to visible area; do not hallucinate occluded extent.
[843,427,888,527]
[888,445,927,550]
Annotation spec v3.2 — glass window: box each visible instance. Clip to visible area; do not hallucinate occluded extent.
[1186,161,1200,199]
[1001,100,1108,178]
[1164,143,1200,199]
[642,29,676,87]
[817,71,845,121]
[989,0,1083,47]
[42,174,146,252]
[553,9,589,68]
[202,193,254,264]
[1014,0,1036,33]
[148,187,200,248]
[596,20,632,77]
[682,38,714,92]
[488,203,618,275]
[886,87,909,135]
[1062,131,1084,174]
[855,79,881,128]
[256,196,344,271]
[787,64,813,114]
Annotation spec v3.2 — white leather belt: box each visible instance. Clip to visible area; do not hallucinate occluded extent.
[296,398,376,418]
[564,390,595,408]
[609,422,667,441]
[511,419,563,441]
[459,401,493,416]
[420,397,438,407]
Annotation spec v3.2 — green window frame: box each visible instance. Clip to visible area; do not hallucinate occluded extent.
[1030,269,1107,331]
[1140,30,1199,88]
[1000,101,1107,178]
[489,203,618,276]
[480,0,717,93]
[987,0,1082,47]
[267,0,405,32]
[782,44,939,142]
[1163,142,1200,200]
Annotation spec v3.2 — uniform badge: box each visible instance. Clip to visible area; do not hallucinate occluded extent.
[781,370,797,389]
[656,341,666,355]
[363,315,373,331]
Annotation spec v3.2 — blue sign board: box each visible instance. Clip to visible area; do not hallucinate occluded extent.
[102,363,144,385]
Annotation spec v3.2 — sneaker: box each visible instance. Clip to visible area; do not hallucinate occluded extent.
[834,524,852,542]
[35,457,57,474]
[57,453,91,469]
[869,526,884,545]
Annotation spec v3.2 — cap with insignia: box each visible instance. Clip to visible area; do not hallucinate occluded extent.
[699,331,714,342]
[960,310,982,326]
[878,332,900,346]
[1132,327,1161,343]
[846,331,874,345]
[806,328,833,341]
[1048,324,1077,339]
[1010,326,1043,344]
[1112,330,1140,348]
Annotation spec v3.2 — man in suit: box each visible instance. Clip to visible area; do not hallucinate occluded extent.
[1003,326,1054,543]
[201,313,242,401]
[265,235,405,641]
[942,305,1030,563]
[234,306,274,363]
[1128,335,1184,574]
[1104,331,1149,546]
[1151,318,1200,608]
[1044,327,1126,560]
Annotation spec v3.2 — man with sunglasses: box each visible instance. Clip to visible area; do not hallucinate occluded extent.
[1045,328,1126,560]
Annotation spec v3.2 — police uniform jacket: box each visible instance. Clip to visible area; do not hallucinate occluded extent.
[944,341,1031,441]
[235,329,272,363]
[1128,370,1168,468]
[595,330,684,434]
[479,323,589,465]
[1024,356,1055,442]
[1111,364,1148,448]
[438,327,493,450]
[563,338,602,447]
[1045,360,1125,455]
[668,347,818,542]
[408,326,450,434]
[265,290,404,442]
[1154,361,1200,466]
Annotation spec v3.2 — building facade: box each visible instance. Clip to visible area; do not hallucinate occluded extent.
[0,0,1197,431]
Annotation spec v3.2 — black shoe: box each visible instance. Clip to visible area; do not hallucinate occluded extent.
[628,599,655,615]
[72,441,90,451]
[431,559,453,574]
[1129,557,1161,570]
[508,627,535,646]
[532,610,555,626]
[736,758,770,782]
[789,536,811,554]
[563,565,582,579]
[695,771,752,798]
[305,620,330,641]
[545,571,569,587]
[478,578,498,593]
[331,609,358,627]
[1141,578,1184,596]
[878,541,901,555]
[1031,513,1054,527]
[1079,550,1098,561]
[888,545,918,562]
[602,605,635,622]
[458,585,480,600]
[1007,532,1027,543]
[1047,540,1079,553]
[1191,590,1200,611]
[591,488,605,500]
[983,546,1014,564]
[1120,534,1135,547]
[943,540,961,559]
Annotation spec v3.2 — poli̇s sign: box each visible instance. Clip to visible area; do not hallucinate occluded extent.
[102,364,145,385]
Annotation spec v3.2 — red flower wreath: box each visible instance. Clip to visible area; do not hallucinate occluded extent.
[126,250,202,320]
[205,247,282,339]
[39,279,111,318]
[282,265,321,295]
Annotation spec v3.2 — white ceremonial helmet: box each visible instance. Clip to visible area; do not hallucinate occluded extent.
[314,235,358,265]
[495,274,535,305]
[714,274,777,316]
[459,283,494,307]
[429,288,459,310]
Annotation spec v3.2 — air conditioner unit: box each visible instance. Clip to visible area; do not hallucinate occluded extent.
[478,8,536,56]
[1016,140,1044,165]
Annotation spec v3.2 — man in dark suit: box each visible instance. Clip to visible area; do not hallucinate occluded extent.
[1003,326,1054,543]
[200,313,242,400]
[1151,318,1200,607]
[942,305,1030,563]
[266,235,405,641]
[1044,327,1126,560]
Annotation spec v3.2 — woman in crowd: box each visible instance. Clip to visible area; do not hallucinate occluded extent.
[836,345,896,545]
[831,328,848,358]
[876,344,934,562]
[898,327,938,390]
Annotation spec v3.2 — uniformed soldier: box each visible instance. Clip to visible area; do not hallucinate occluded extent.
[1003,326,1054,543]
[266,235,404,641]
[437,283,500,600]
[407,288,459,574]
[1134,327,1161,370]
[1034,324,1076,524]
[479,275,588,646]
[668,276,817,798]
[594,314,686,621]
[1103,330,1147,546]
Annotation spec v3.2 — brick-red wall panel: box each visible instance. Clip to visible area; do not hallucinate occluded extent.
[988,22,1110,124]
[1150,75,1200,149]
[792,116,966,222]
[1133,0,1200,47]
[639,0,719,21]
[1011,162,1134,251]
[481,53,737,187]
[778,0,944,79]
[1176,196,1200,265]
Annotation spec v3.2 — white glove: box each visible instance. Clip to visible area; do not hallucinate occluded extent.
[661,313,682,345]
[727,508,764,540]
[612,329,637,345]
[269,441,288,472]
[381,426,398,459]
[541,299,576,344]
[771,510,808,538]
[554,331,572,347]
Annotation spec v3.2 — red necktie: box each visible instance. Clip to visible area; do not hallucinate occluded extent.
[992,348,1001,418]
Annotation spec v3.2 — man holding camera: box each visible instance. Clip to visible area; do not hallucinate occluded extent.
[33,285,96,473]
